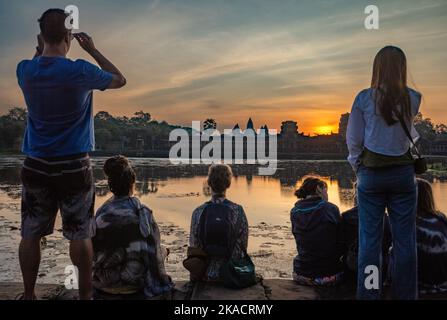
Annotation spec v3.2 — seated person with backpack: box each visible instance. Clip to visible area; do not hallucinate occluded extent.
[291,177,345,286]
[185,164,256,288]
[92,156,174,299]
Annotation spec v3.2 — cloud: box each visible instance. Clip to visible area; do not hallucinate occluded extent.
[1,0,446,134]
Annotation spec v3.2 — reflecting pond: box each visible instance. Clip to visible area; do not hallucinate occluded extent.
[1,157,446,282]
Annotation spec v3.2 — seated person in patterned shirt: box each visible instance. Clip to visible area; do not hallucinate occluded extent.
[92,156,173,299]
[188,164,250,282]
[388,178,447,294]
[413,178,447,294]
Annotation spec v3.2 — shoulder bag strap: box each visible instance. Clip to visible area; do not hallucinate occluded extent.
[396,113,422,159]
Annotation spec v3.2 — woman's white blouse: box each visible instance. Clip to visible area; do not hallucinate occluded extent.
[346,87,422,171]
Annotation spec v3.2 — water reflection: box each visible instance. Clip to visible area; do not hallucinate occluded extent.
[2,158,447,282]
[1,158,447,225]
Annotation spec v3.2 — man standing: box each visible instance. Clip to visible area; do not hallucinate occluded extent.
[16,8,126,300]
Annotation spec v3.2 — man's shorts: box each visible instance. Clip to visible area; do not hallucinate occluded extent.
[21,153,95,240]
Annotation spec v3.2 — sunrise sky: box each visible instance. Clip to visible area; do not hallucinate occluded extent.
[0,0,446,135]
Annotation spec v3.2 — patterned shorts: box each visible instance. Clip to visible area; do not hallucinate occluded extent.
[21,153,95,240]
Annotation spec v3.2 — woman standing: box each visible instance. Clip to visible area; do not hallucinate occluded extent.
[346,46,422,299]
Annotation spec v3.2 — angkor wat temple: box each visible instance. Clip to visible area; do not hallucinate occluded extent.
[93,111,447,159]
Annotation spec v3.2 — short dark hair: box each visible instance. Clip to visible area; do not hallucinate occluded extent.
[38,8,70,45]
[104,155,136,197]
[295,176,327,199]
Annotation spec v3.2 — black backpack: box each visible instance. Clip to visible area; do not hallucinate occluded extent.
[198,201,236,258]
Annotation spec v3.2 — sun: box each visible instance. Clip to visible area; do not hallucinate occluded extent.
[314,125,335,135]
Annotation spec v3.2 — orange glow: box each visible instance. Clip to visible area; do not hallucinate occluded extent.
[313,125,336,135]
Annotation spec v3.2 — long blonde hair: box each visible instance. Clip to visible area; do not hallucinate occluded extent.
[416,178,437,217]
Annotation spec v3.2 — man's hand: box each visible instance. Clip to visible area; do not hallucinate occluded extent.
[74,32,96,54]
[74,32,126,89]
[37,34,44,52]
[34,34,44,58]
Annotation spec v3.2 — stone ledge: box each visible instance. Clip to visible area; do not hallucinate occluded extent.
[1,281,446,300]
[0,282,64,300]
[191,282,267,300]
[263,279,318,300]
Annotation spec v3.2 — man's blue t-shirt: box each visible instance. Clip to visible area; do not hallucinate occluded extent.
[17,56,113,157]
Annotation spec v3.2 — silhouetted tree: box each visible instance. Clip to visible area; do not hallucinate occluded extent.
[95,111,113,121]
[131,111,152,127]
[414,112,436,141]
[435,124,447,135]
[0,107,27,151]
[3,107,27,121]
[203,118,217,130]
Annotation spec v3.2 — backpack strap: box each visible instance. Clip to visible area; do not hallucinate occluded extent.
[229,205,244,258]
[197,201,213,249]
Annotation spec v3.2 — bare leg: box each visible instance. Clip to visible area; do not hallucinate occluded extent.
[19,238,41,300]
[69,239,93,300]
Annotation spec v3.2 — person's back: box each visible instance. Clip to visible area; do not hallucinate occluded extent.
[415,179,447,294]
[93,156,173,299]
[347,46,421,300]
[347,87,421,168]
[290,177,344,285]
[198,199,239,257]
[417,214,447,293]
[190,196,248,280]
[17,8,126,300]
[18,56,112,156]
[187,164,250,282]
[94,196,173,298]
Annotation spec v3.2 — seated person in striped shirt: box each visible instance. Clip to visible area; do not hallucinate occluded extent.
[413,179,447,294]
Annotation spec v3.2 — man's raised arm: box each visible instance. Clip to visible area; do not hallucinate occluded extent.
[74,32,126,89]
